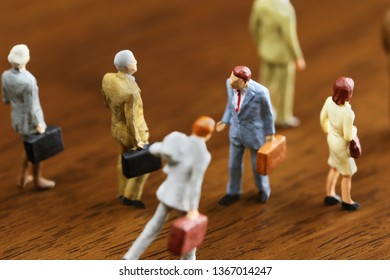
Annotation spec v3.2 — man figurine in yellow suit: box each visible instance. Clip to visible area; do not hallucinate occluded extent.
[249,0,306,128]
[102,50,149,208]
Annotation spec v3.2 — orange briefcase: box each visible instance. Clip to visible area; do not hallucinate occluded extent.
[256,134,287,175]
[167,214,208,256]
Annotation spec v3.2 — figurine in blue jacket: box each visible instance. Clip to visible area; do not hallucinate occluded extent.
[217,66,275,206]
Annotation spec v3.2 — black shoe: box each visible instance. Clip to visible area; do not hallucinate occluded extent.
[122,198,146,209]
[257,191,269,204]
[324,195,341,205]
[341,201,360,211]
[219,194,240,206]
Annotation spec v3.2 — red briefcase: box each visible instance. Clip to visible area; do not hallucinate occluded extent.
[167,213,208,256]
[256,134,287,175]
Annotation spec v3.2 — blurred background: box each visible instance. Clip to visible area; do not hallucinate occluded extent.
[0,0,389,259]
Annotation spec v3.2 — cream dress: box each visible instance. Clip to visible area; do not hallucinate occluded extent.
[320,96,357,176]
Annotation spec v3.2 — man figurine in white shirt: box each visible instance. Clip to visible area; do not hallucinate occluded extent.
[123,116,215,260]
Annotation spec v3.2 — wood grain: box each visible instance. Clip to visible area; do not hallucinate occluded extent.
[0,0,389,260]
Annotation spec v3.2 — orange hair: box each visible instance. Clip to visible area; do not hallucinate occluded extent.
[192,116,215,137]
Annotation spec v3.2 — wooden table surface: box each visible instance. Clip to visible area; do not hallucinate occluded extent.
[0,0,389,260]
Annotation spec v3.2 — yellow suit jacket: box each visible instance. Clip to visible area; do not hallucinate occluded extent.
[102,72,149,148]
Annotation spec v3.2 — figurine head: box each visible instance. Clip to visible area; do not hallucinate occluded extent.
[8,44,30,69]
[192,116,216,141]
[114,50,137,75]
[230,66,251,89]
[332,77,354,105]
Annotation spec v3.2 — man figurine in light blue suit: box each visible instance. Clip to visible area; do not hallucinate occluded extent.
[217,66,275,206]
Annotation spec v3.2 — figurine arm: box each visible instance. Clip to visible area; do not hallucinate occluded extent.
[124,94,143,147]
[343,109,356,142]
[101,75,110,108]
[281,5,304,63]
[150,132,184,164]
[261,88,276,136]
[149,142,162,157]
[26,85,42,131]
[320,99,329,133]
[1,83,10,104]
[220,79,233,126]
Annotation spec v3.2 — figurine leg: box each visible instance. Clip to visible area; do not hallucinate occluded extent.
[226,143,245,195]
[32,162,55,190]
[262,61,298,127]
[340,175,360,211]
[260,62,277,116]
[324,167,341,205]
[250,148,270,203]
[18,152,32,189]
[279,62,297,125]
[123,173,149,200]
[219,143,245,206]
[123,203,170,260]
[325,167,339,197]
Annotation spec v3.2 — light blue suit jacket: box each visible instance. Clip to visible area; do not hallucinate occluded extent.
[221,79,275,150]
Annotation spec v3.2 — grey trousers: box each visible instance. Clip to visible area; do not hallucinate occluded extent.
[226,143,270,196]
[123,203,196,260]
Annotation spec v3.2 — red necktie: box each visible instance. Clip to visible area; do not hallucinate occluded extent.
[235,89,241,113]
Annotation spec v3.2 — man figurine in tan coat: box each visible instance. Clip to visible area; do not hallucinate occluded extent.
[102,50,149,208]
[249,0,306,128]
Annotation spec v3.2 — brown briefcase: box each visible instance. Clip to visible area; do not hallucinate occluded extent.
[167,213,208,256]
[256,134,287,175]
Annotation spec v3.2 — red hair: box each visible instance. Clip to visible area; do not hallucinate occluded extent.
[332,77,354,105]
[233,66,251,82]
[192,116,215,137]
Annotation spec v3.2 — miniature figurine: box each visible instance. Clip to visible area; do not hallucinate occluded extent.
[217,66,275,206]
[2,44,55,190]
[102,50,150,208]
[123,116,215,260]
[320,77,361,211]
[249,0,306,128]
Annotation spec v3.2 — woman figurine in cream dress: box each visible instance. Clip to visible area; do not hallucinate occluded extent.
[320,77,361,211]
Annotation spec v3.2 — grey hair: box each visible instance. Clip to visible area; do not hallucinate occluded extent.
[114,50,135,71]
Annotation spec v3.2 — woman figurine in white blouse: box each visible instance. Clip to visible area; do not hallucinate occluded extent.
[320,77,361,211]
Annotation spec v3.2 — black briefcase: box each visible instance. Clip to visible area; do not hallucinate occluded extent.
[122,144,162,178]
[23,126,64,164]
